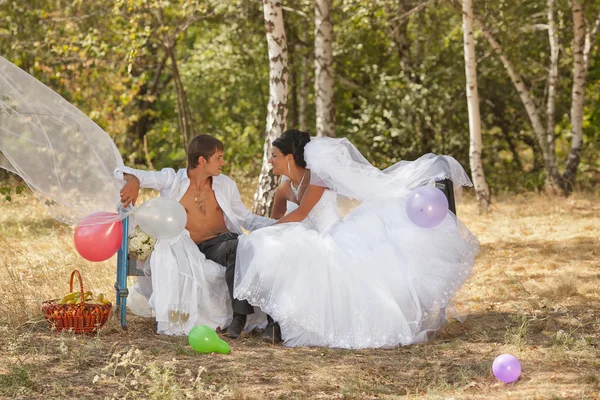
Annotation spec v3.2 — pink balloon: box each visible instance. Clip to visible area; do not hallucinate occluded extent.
[74,212,123,262]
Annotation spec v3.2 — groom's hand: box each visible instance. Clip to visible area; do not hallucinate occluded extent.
[120,173,140,207]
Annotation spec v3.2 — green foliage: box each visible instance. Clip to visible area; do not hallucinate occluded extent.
[0,173,25,202]
[0,0,599,192]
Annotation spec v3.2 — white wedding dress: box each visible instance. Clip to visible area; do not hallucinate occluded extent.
[234,137,479,349]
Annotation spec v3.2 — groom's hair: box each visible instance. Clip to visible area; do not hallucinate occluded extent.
[187,134,224,169]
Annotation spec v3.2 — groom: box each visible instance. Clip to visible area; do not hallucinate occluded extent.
[119,134,274,338]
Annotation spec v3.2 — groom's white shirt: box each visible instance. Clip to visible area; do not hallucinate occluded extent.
[114,167,274,232]
[113,166,273,336]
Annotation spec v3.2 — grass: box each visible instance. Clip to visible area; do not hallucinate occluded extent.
[0,190,599,399]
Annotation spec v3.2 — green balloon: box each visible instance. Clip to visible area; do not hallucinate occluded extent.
[188,325,231,354]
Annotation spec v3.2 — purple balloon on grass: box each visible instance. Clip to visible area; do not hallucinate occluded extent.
[492,354,521,383]
[406,186,449,228]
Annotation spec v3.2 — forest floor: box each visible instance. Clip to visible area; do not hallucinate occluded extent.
[0,190,598,399]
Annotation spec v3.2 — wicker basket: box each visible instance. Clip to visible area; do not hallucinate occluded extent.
[42,270,112,333]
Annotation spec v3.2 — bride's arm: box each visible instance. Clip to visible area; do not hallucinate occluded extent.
[275,185,326,224]
[271,188,288,220]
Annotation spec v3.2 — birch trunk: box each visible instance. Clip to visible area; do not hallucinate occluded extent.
[315,0,335,137]
[253,0,289,216]
[545,0,560,186]
[562,0,586,192]
[462,0,490,212]
[583,12,600,72]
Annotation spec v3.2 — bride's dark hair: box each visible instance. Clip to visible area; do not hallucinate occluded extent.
[273,129,311,168]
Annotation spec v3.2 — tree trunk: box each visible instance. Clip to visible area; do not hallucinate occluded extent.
[286,22,299,128]
[583,12,600,72]
[462,0,490,212]
[299,28,309,132]
[253,0,289,216]
[562,0,586,193]
[545,0,560,189]
[289,40,299,128]
[166,45,195,151]
[314,0,335,137]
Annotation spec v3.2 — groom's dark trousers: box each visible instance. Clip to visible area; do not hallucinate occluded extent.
[197,232,254,315]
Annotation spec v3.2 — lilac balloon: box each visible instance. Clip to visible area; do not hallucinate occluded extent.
[405,186,449,228]
[492,354,521,383]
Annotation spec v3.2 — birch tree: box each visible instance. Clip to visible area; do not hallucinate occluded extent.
[299,29,309,131]
[563,0,589,191]
[545,0,560,186]
[253,0,289,216]
[459,1,600,194]
[461,0,490,212]
[315,0,335,137]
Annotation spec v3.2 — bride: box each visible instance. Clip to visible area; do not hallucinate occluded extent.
[234,130,480,349]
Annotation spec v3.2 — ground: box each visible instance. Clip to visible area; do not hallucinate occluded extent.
[0,190,598,399]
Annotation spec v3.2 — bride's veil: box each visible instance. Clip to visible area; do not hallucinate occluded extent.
[305,137,472,205]
[0,56,125,225]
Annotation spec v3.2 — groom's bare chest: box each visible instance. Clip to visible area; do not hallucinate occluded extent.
[180,187,227,240]
[182,185,220,211]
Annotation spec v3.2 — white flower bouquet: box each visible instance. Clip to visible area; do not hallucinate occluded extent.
[128,226,157,261]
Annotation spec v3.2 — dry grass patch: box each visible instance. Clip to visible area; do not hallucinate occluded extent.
[0,190,599,399]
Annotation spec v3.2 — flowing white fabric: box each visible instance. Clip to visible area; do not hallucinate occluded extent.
[127,273,154,318]
[306,137,472,200]
[149,230,233,334]
[234,138,479,349]
[127,230,267,335]
[0,56,124,225]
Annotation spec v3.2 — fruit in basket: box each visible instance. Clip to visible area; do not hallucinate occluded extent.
[58,290,110,305]
[59,292,79,304]
[96,293,109,304]
[77,291,94,303]
[86,293,110,305]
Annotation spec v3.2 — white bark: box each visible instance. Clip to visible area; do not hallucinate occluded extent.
[561,9,600,191]
[315,0,335,137]
[563,0,586,189]
[462,0,490,212]
[545,0,559,182]
[253,0,289,215]
[583,12,600,72]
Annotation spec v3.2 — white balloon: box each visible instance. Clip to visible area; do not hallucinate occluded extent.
[135,197,187,239]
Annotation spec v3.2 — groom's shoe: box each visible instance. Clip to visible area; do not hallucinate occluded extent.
[227,313,247,339]
[261,321,282,344]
